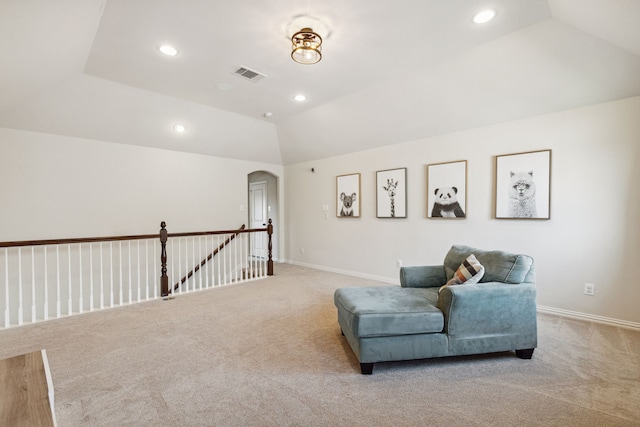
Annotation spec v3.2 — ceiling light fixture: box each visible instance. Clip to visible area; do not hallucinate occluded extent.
[173,124,186,133]
[294,94,306,102]
[159,44,178,56]
[291,27,322,64]
[473,9,497,24]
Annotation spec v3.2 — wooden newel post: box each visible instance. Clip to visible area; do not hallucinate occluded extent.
[160,221,169,297]
[267,218,274,276]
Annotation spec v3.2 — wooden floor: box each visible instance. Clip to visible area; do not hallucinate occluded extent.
[0,350,56,427]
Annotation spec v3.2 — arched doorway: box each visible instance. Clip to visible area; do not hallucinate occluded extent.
[248,171,279,261]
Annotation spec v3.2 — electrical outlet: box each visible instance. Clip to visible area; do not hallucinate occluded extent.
[396,259,403,268]
[584,282,595,296]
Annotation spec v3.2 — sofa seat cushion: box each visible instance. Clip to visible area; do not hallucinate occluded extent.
[335,286,444,338]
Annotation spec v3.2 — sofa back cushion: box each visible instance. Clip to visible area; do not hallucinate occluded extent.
[444,245,534,284]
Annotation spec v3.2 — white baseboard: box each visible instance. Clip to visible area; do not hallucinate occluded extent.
[286,260,398,285]
[284,260,640,331]
[537,305,640,331]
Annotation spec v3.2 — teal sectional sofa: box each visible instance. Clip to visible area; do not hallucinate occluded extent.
[334,245,537,374]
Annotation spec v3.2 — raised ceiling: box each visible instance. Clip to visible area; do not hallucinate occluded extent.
[1,0,640,165]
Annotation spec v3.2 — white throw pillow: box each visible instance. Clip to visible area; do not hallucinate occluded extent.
[439,254,485,294]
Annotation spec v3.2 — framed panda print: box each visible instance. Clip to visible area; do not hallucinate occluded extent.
[495,149,551,220]
[427,160,467,219]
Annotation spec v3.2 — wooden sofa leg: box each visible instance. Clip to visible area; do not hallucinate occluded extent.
[360,363,374,375]
[515,348,535,359]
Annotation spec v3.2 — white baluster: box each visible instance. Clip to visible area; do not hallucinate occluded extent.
[178,238,182,294]
[153,240,157,299]
[119,242,123,305]
[234,235,238,283]
[191,236,195,291]
[43,246,49,321]
[4,248,10,327]
[128,241,132,303]
[223,235,227,285]
[251,233,255,279]
[18,248,24,325]
[56,246,61,318]
[110,242,114,307]
[191,237,195,292]
[89,244,94,312]
[260,232,264,278]
[145,240,149,300]
[31,247,36,322]
[240,234,245,281]
[171,239,175,295]
[217,235,221,286]
[205,236,210,289]
[78,244,83,314]
[264,231,268,277]
[242,235,246,280]
[183,238,188,292]
[68,245,72,315]
[198,236,203,290]
[99,243,104,309]
[136,241,141,302]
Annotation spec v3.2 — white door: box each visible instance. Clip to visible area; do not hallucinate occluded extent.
[249,181,268,258]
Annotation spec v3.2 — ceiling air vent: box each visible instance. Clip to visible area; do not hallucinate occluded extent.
[232,66,267,83]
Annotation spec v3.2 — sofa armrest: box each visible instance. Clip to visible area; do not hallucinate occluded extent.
[437,282,537,337]
[400,265,446,288]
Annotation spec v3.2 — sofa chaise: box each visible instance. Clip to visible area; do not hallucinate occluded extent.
[334,245,537,374]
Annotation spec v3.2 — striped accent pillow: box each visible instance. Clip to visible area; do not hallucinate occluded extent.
[439,254,485,293]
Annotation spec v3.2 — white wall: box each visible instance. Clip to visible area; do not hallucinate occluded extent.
[0,128,284,243]
[284,97,640,325]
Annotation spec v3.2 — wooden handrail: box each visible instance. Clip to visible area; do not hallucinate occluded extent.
[0,227,269,249]
[0,233,159,248]
[173,224,246,291]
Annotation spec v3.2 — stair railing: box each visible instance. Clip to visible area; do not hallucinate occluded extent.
[0,220,273,328]
[171,224,245,293]
[160,219,273,297]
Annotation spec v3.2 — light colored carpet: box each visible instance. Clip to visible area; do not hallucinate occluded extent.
[1,264,639,426]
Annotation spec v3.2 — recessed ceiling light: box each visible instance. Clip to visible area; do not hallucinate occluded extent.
[263,112,273,118]
[294,94,306,102]
[159,44,179,56]
[174,124,186,133]
[473,9,497,24]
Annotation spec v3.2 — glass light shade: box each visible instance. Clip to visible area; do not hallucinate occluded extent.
[291,28,322,64]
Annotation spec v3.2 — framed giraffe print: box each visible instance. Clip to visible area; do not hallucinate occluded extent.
[336,173,361,217]
[427,160,467,219]
[376,168,407,218]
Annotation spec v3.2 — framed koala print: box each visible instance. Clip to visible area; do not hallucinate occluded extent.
[427,160,467,219]
[336,173,361,218]
[495,149,551,219]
